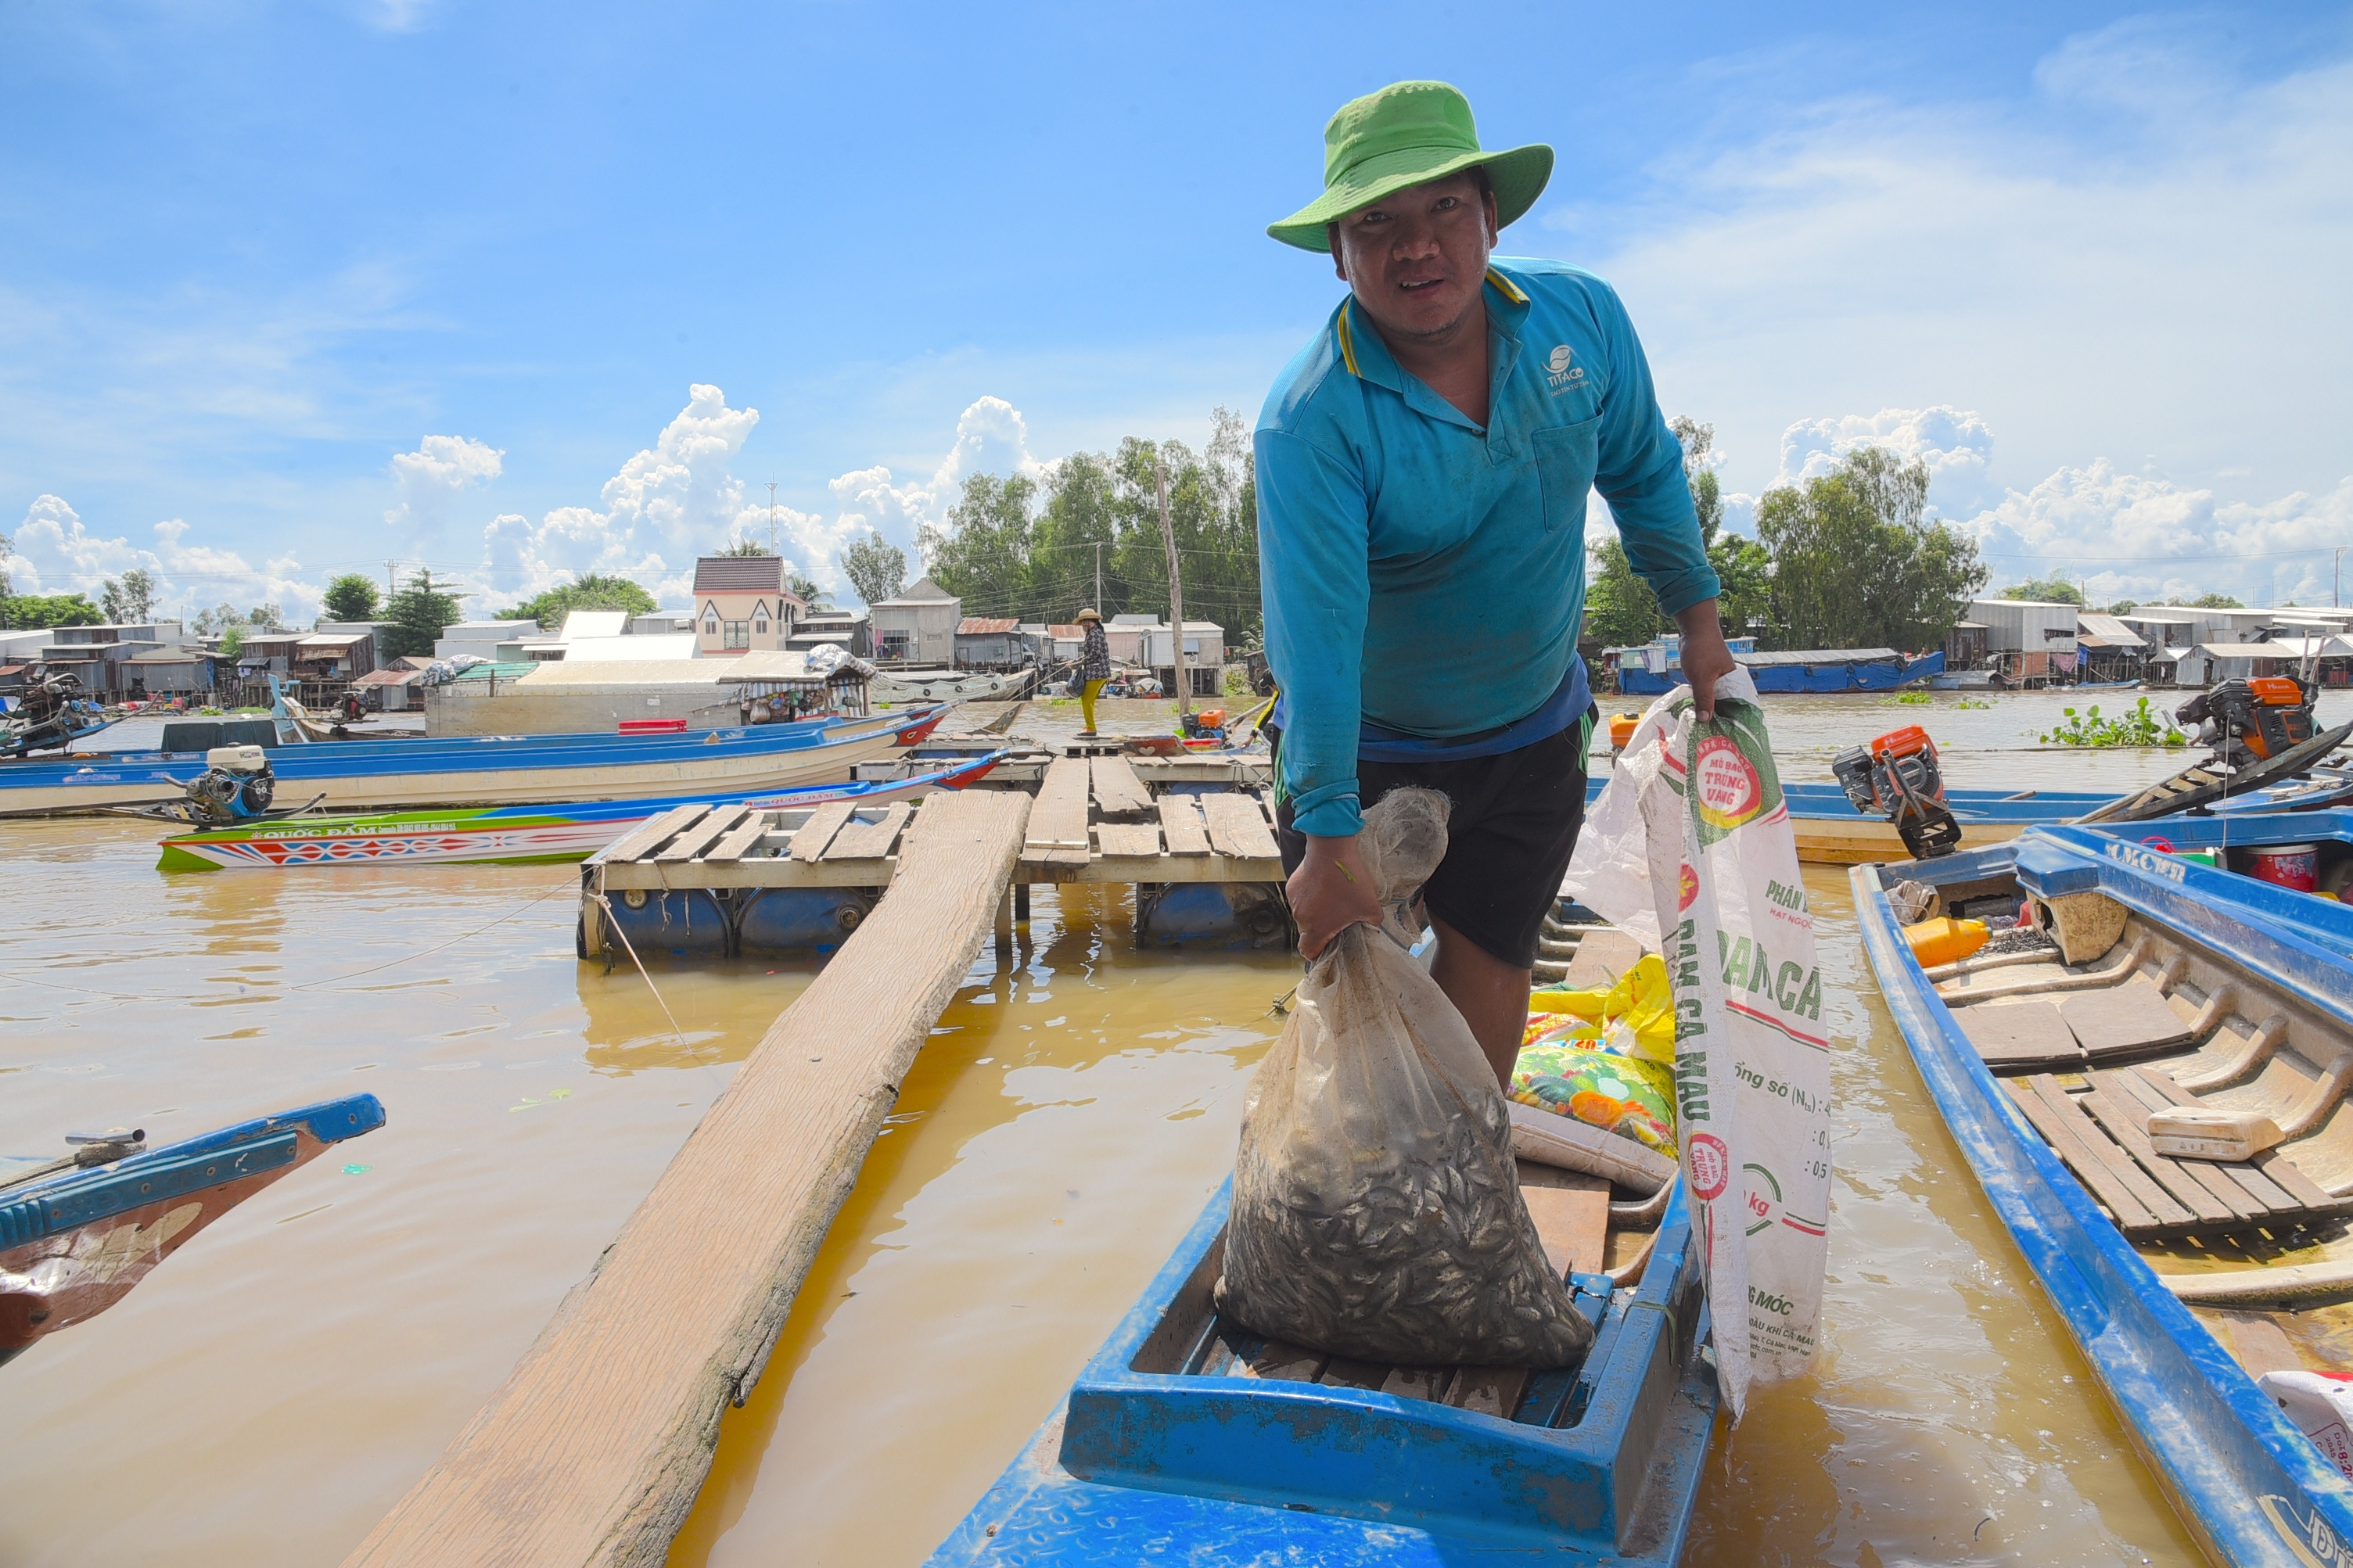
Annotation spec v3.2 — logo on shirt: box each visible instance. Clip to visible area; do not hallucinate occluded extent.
[1546,343,1585,394]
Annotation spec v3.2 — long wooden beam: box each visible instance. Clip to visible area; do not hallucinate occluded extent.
[344,786,1034,1568]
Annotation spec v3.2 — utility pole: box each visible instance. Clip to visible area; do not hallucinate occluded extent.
[1155,461,1189,716]
[386,559,399,600]
[1093,540,1103,615]
[767,482,780,554]
[2337,545,2346,609]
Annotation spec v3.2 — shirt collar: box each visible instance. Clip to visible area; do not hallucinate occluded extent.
[1334,266,1530,430]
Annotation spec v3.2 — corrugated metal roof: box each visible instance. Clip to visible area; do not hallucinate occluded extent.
[2075,613,2146,647]
[957,617,1019,634]
[297,632,372,648]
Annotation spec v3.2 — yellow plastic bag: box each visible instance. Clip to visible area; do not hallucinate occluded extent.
[1526,953,1676,1063]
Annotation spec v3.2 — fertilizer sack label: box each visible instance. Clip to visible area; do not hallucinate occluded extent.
[1564,669,1833,1417]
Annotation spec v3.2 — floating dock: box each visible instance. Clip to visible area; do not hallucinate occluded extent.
[577,754,1285,960]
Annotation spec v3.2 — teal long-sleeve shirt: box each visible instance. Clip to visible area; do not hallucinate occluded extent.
[1255,257,1720,838]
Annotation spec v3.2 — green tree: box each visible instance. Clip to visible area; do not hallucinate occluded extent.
[715,536,775,556]
[498,573,658,632]
[246,603,284,631]
[789,572,833,611]
[839,532,907,606]
[1582,536,1665,648]
[101,567,156,623]
[2001,576,2084,605]
[219,623,246,658]
[2170,592,2245,609]
[192,602,241,636]
[323,573,382,622]
[902,407,1263,637]
[2107,599,2139,616]
[2,592,104,630]
[1754,447,1987,651]
[381,569,466,659]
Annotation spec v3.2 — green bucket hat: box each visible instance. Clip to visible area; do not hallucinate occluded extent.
[1267,81,1553,253]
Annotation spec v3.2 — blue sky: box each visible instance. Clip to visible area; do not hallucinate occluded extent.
[4,2,2350,619]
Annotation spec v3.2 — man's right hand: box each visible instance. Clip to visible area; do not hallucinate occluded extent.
[1288,831,1385,959]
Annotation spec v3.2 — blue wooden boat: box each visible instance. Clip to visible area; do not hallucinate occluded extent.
[0,703,948,816]
[1854,833,2353,1565]
[1580,771,2353,866]
[928,1176,1717,1566]
[1,1094,385,1366]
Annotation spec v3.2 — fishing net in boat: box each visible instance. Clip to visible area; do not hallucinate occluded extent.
[1217,788,1595,1369]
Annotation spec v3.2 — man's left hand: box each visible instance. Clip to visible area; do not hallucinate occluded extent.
[1675,601,1736,721]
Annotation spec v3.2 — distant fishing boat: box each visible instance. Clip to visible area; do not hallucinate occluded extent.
[929,1173,1715,1566]
[154,750,1005,871]
[2,1096,385,1368]
[0,705,948,816]
[1616,648,1944,696]
[1853,832,2353,1564]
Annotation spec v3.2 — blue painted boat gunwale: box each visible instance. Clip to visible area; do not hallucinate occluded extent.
[1850,856,2353,1567]
[928,1179,1719,1565]
[2016,820,2353,960]
[0,1094,385,1250]
[0,705,943,792]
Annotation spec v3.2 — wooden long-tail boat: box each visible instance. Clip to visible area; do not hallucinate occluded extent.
[153,749,1004,871]
[0,705,947,816]
[1855,827,2353,1564]
[2,1095,385,1367]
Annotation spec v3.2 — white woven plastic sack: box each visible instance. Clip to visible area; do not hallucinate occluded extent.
[1563,670,1831,1416]
[1219,788,1594,1368]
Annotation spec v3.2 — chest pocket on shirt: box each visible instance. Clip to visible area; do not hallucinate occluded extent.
[1533,414,1602,533]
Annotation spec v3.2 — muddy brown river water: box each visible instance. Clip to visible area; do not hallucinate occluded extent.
[8,689,2350,1566]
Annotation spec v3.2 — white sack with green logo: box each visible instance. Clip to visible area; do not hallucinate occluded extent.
[1562,670,1830,1416]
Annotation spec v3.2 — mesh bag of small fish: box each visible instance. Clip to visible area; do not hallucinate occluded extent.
[1216,788,1595,1368]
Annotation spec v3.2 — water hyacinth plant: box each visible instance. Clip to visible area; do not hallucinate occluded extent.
[2038,697,2190,748]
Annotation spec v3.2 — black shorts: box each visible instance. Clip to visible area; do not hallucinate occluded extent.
[1270,716,1592,970]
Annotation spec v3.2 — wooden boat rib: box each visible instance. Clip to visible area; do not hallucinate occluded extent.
[0,705,947,815]
[929,1162,1717,1564]
[1855,830,2353,1565]
[2,1095,385,1366]
[153,750,1006,871]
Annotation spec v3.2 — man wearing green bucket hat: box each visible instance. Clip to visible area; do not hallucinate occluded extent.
[1258,81,1733,1085]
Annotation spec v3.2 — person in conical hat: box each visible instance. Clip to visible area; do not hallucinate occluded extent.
[1072,608,1110,736]
[1256,81,1733,1087]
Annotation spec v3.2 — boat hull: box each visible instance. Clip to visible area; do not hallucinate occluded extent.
[2,1096,384,1365]
[1852,846,2353,1567]
[2,708,945,815]
[155,752,1003,870]
[929,1182,1719,1566]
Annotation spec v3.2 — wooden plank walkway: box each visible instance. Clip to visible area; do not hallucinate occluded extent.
[345,787,1033,1568]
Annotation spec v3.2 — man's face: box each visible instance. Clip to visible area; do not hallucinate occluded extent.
[1329,172,1498,344]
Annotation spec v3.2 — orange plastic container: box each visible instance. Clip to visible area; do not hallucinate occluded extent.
[1608,712,1642,751]
[1903,917,1989,967]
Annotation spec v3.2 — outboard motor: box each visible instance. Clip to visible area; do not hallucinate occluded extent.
[2177,676,2316,771]
[181,745,278,823]
[1832,724,1963,860]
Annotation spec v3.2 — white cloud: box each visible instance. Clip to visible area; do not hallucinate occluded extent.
[1963,465,2353,609]
[476,389,1051,609]
[1566,20,2353,508]
[1775,406,1995,511]
[7,495,322,622]
[386,433,503,544]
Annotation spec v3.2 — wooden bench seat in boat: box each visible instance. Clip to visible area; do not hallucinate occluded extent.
[2003,1067,2353,1241]
[1956,974,2197,1072]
